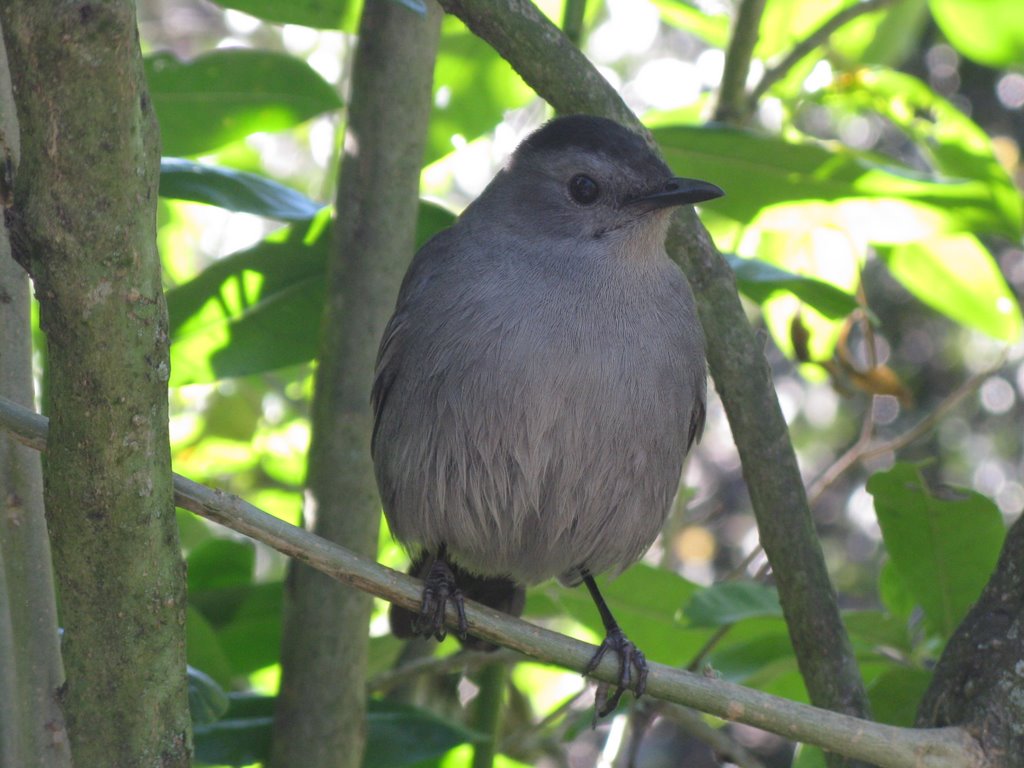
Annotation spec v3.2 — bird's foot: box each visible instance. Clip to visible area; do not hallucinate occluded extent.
[412,558,468,641]
[583,627,648,717]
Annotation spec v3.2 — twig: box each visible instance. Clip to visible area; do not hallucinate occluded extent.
[367,648,524,694]
[808,359,1001,502]
[0,396,987,768]
[714,0,767,123]
[748,0,899,107]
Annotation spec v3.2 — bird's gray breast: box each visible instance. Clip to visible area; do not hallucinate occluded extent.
[373,240,704,586]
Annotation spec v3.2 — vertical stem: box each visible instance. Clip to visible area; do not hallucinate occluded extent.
[270,3,443,767]
[561,0,587,47]
[713,0,766,123]
[470,662,508,768]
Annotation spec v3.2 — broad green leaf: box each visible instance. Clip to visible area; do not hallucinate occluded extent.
[757,0,847,59]
[878,558,916,623]
[214,582,285,675]
[654,125,1020,239]
[726,254,859,319]
[428,17,534,164]
[793,745,828,768]
[868,667,932,726]
[867,463,1006,638]
[831,0,928,67]
[167,203,453,385]
[824,69,1022,236]
[880,234,1023,342]
[167,216,331,385]
[187,538,256,593]
[194,693,273,767]
[542,564,708,666]
[365,699,483,768]
[146,49,342,157]
[929,0,1024,67]
[187,608,235,687]
[188,666,230,727]
[210,0,362,30]
[160,158,324,221]
[649,0,730,47]
[683,581,783,627]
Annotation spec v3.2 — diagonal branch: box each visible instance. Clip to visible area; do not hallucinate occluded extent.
[0,395,988,768]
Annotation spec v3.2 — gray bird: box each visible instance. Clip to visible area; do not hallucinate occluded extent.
[372,114,722,714]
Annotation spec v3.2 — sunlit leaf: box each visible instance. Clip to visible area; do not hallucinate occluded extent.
[427,17,534,164]
[726,254,859,319]
[880,234,1023,342]
[160,158,325,221]
[541,564,708,667]
[830,0,928,66]
[654,124,1020,238]
[929,0,1024,67]
[824,68,1022,236]
[867,463,1006,638]
[756,0,847,58]
[146,49,343,156]
[210,0,362,29]
[167,203,453,385]
[649,0,730,47]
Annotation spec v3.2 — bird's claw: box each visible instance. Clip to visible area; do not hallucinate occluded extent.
[583,627,648,717]
[412,559,468,641]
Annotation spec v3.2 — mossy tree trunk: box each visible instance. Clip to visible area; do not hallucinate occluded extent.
[0,2,190,766]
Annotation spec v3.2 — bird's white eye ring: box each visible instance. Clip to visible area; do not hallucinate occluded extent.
[568,174,600,205]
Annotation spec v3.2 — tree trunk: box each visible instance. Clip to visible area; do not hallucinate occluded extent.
[270,2,442,766]
[0,2,190,766]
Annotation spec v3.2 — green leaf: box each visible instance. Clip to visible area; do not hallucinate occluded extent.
[187,538,256,593]
[726,254,859,319]
[167,203,454,385]
[542,564,708,667]
[653,124,1021,239]
[867,666,932,726]
[830,0,929,67]
[427,17,534,164]
[867,463,1006,638]
[160,158,324,221]
[683,582,783,627]
[194,693,273,767]
[146,49,342,157]
[823,68,1022,236]
[167,216,331,385]
[929,0,1024,67]
[188,665,231,727]
[365,699,482,768]
[196,695,480,768]
[214,583,285,675]
[187,608,235,687]
[649,0,730,47]
[210,0,362,30]
[880,234,1023,342]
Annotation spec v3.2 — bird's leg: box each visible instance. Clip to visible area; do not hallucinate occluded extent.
[581,574,648,716]
[412,546,468,641]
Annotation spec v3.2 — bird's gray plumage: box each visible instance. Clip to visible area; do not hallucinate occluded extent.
[372,115,708,590]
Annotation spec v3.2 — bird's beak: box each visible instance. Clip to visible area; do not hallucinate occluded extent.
[627,177,724,211]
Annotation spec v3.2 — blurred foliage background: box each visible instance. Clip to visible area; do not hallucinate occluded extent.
[120,0,1024,765]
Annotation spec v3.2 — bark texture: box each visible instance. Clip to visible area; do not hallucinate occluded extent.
[270,2,442,766]
[0,2,189,765]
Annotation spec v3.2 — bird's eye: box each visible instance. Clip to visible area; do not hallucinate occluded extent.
[568,174,600,205]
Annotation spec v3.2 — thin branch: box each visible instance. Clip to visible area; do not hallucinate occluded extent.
[0,396,987,768]
[748,0,899,107]
[714,0,767,123]
[808,359,1001,502]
